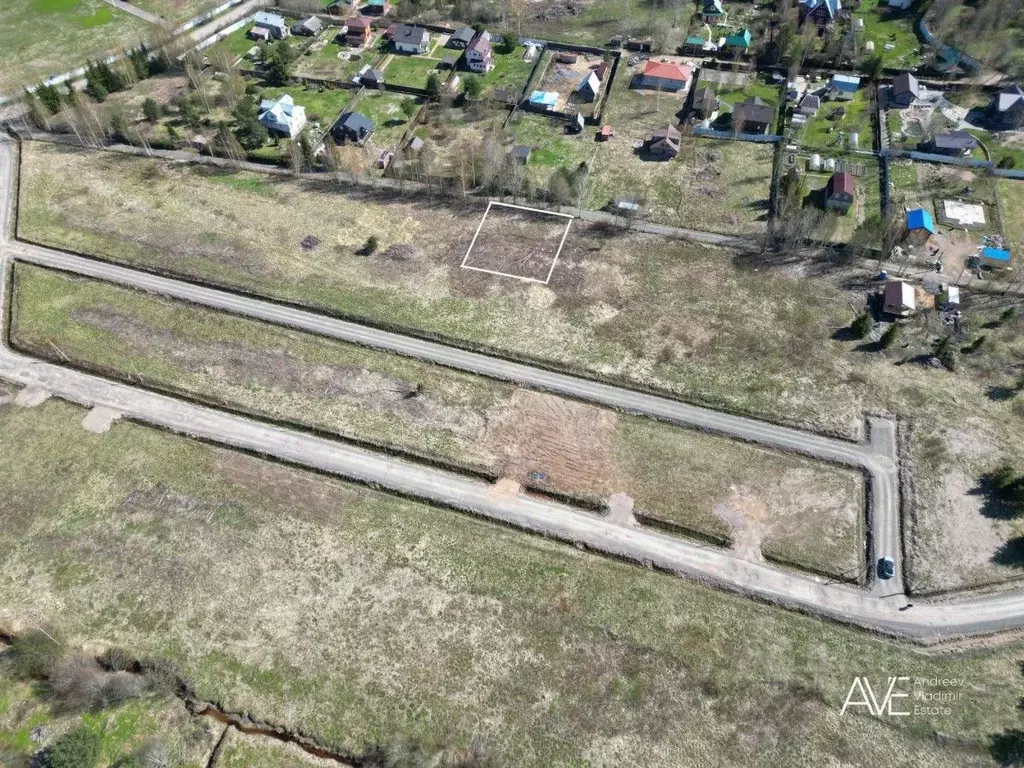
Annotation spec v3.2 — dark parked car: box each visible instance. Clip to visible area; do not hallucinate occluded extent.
[878,556,895,580]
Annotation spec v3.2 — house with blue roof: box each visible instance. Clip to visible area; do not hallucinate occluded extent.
[800,0,842,27]
[828,73,861,100]
[904,208,935,245]
[724,28,751,50]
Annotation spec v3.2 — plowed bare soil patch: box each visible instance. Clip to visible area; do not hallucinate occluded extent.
[479,389,620,498]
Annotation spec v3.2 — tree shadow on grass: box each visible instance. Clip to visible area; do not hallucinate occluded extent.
[993,539,1024,568]
[988,385,1019,402]
[972,471,1024,521]
[992,728,1024,765]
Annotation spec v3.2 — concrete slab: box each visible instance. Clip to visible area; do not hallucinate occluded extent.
[607,492,638,528]
[81,406,122,434]
[14,387,51,407]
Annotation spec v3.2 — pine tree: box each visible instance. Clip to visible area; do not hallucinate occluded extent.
[231,94,268,150]
[142,97,160,123]
[35,83,63,114]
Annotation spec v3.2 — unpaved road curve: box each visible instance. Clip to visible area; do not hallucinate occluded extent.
[2,136,1023,641]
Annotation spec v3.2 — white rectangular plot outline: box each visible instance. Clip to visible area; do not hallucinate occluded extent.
[460,201,574,285]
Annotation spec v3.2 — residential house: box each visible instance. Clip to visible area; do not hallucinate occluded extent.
[362,0,390,14]
[691,86,719,120]
[344,15,373,46]
[926,131,978,156]
[292,16,323,36]
[448,27,475,48]
[904,207,935,245]
[464,32,493,72]
[702,0,727,24]
[828,73,860,100]
[577,71,601,102]
[799,0,842,27]
[512,145,532,164]
[988,83,1024,129]
[392,24,429,54]
[724,28,751,51]
[797,93,820,116]
[633,60,692,92]
[357,63,385,87]
[889,72,920,108]
[883,280,916,317]
[258,94,306,138]
[824,171,854,213]
[732,97,774,134]
[645,124,681,158]
[334,111,375,144]
[250,11,289,39]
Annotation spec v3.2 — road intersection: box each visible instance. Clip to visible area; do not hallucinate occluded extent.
[1,135,1022,642]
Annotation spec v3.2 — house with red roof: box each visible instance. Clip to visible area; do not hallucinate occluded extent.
[824,171,854,214]
[633,60,692,92]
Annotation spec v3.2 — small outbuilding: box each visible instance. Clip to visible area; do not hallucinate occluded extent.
[292,16,324,36]
[980,246,1012,269]
[645,124,681,158]
[889,72,921,108]
[883,280,916,317]
[511,144,532,164]
[904,207,935,245]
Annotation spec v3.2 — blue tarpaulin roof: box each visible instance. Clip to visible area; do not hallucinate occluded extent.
[829,73,861,93]
[982,247,1011,262]
[529,91,558,107]
[906,207,935,233]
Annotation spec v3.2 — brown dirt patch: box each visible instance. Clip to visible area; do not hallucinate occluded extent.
[713,488,767,562]
[462,205,572,282]
[479,389,620,497]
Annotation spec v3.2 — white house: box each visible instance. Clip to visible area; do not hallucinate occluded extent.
[251,11,290,40]
[258,94,307,138]
[392,24,429,54]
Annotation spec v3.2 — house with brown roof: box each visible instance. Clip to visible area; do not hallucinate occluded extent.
[883,280,916,317]
[824,171,854,213]
[731,97,774,134]
[344,15,373,46]
[645,124,681,158]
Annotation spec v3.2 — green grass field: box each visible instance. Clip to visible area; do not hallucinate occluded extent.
[0,0,151,94]
[1,393,1022,766]
[128,0,220,22]
[799,89,874,152]
[382,53,440,89]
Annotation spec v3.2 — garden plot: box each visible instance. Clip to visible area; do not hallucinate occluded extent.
[462,202,573,283]
[535,51,607,112]
[293,27,378,82]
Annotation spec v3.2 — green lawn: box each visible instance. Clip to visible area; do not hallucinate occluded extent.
[259,83,355,125]
[851,0,922,69]
[210,24,265,61]
[479,45,537,95]
[967,129,1024,169]
[0,0,151,93]
[510,112,599,187]
[800,89,874,152]
[294,28,376,82]
[351,91,419,146]
[382,53,440,88]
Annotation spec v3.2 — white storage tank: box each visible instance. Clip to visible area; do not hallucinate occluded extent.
[824,158,836,171]
[849,132,859,148]
[809,153,822,171]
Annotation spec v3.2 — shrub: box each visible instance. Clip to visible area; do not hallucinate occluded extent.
[364,235,380,255]
[879,323,899,349]
[44,726,102,768]
[99,647,133,672]
[998,156,1016,169]
[48,655,104,712]
[138,658,183,697]
[7,628,66,680]
[851,312,872,339]
[98,672,145,708]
